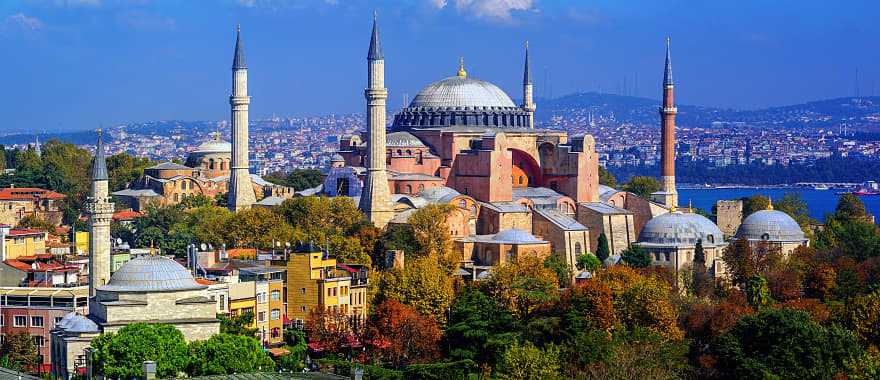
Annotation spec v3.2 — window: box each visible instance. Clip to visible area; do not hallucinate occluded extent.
[271,309,281,320]
[271,290,280,301]
[300,306,306,312]
[664,252,671,261]
[54,317,63,325]
[1,315,4,326]
[219,295,226,311]
[31,316,44,327]
[574,242,582,255]
[32,336,44,347]
[14,316,27,327]
[257,292,267,303]
[257,311,266,322]
[300,287,306,295]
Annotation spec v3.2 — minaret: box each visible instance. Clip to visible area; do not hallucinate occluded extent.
[34,135,41,157]
[227,25,256,211]
[86,130,114,297]
[359,13,394,228]
[522,41,536,128]
[652,37,678,209]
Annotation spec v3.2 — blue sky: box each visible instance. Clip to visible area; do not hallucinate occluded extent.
[2,0,879,132]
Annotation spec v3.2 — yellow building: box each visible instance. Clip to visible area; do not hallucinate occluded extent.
[239,266,286,346]
[286,243,369,329]
[228,281,256,325]
[1,228,47,260]
[74,231,89,255]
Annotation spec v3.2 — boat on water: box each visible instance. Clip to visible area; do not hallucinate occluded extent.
[813,184,830,191]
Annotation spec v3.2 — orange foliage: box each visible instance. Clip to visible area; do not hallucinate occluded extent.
[766,269,802,302]
[564,280,617,331]
[804,263,837,301]
[366,300,441,367]
[779,298,831,323]
[304,308,354,355]
[596,265,683,340]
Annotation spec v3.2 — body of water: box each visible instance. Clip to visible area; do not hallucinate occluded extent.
[678,188,880,222]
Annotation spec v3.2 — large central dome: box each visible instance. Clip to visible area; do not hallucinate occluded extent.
[410,76,516,109]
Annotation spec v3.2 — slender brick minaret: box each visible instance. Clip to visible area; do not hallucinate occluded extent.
[522,41,536,129]
[359,13,394,228]
[652,37,678,209]
[87,130,114,297]
[227,25,256,211]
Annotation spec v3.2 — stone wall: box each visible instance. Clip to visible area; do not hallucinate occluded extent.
[716,200,743,237]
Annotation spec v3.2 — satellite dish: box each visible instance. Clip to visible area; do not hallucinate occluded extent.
[208,244,214,250]
[200,243,207,251]
[116,238,123,245]
[285,242,291,247]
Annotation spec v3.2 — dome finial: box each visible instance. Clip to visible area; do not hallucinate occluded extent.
[688,199,693,213]
[767,196,774,210]
[670,203,677,213]
[457,56,467,78]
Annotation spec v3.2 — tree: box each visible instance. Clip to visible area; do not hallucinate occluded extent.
[621,176,660,199]
[775,192,817,230]
[377,254,455,323]
[577,329,691,380]
[722,238,781,288]
[621,245,651,268]
[407,204,456,258]
[598,165,617,188]
[712,309,864,379]
[366,300,442,367]
[804,263,837,301]
[91,323,190,379]
[691,239,712,298]
[834,193,869,222]
[595,265,683,340]
[745,275,771,309]
[226,207,295,250]
[218,312,258,337]
[276,196,371,265]
[188,333,275,376]
[179,194,214,209]
[485,255,560,320]
[445,287,519,369]
[576,253,601,272]
[188,206,233,247]
[741,195,770,217]
[106,153,153,192]
[498,342,561,380]
[264,169,323,191]
[304,308,353,355]
[15,215,56,231]
[844,289,880,349]
[596,233,610,262]
[564,280,617,333]
[0,331,39,372]
[544,254,572,288]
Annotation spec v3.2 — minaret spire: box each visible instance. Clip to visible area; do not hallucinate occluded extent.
[227,25,256,211]
[652,36,678,209]
[522,40,536,128]
[87,129,114,299]
[457,57,467,78]
[360,13,394,228]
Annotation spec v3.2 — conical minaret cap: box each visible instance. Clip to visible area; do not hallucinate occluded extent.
[92,129,108,181]
[367,12,383,61]
[663,37,673,86]
[232,24,247,69]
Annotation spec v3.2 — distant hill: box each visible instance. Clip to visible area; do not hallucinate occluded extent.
[536,92,880,130]
[0,130,97,146]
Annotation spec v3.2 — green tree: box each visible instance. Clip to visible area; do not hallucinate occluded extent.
[741,195,770,217]
[92,323,190,379]
[277,196,370,265]
[596,233,610,263]
[218,312,258,337]
[576,253,602,272]
[188,206,233,247]
[188,333,275,376]
[713,309,864,379]
[498,342,561,380]
[0,331,39,372]
[264,169,323,191]
[408,204,457,258]
[278,328,308,372]
[226,207,295,250]
[544,254,572,288]
[106,153,153,192]
[835,193,869,221]
[776,192,817,230]
[577,329,692,380]
[621,245,651,268]
[745,275,771,309]
[15,215,56,231]
[598,165,617,188]
[445,288,519,369]
[378,253,455,324]
[691,239,712,298]
[622,176,661,199]
[485,255,560,320]
[179,194,214,209]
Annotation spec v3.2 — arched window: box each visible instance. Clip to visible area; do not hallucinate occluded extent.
[220,160,226,171]
[396,149,402,155]
[406,149,412,156]
[574,242,582,255]
[416,151,423,165]
[459,199,467,209]
[405,185,412,194]
[518,176,524,185]
[470,204,477,216]
[707,235,715,244]
[418,184,425,191]
[209,159,215,170]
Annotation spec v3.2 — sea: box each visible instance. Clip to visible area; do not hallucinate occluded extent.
[678,188,880,222]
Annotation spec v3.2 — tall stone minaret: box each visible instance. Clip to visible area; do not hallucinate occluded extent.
[87,130,114,297]
[652,37,678,209]
[227,25,256,212]
[359,14,394,228]
[522,41,536,129]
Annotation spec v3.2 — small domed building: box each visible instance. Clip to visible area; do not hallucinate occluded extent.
[735,202,808,256]
[635,210,728,277]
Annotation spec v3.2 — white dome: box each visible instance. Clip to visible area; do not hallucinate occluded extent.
[639,212,724,247]
[194,137,231,154]
[410,76,516,109]
[736,210,806,242]
[98,255,206,293]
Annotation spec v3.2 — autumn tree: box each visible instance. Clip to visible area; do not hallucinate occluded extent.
[563,280,617,333]
[497,342,561,380]
[407,203,456,258]
[16,215,56,231]
[804,263,837,301]
[596,233,610,262]
[622,176,661,199]
[484,255,560,320]
[0,331,39,372]
[595,265,683,340]
[722,238,781,288]
[91,323,190,379]
[225,207,295,250]
[304,308,353,355]
[366,300,442,367]
[377,253,455,323]
[844,289,880,349]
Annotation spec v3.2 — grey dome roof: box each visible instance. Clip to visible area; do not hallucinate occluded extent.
[638,212,724,247]
[736,210,806,242]
[493,228,544,244]
[418,186,461,204]
[331,153,345,162]
[194,138,232,154]
[65,315,100,333]
[410,76,516,109]
[387,132,426,147]
[97,255,206,293]
[56,312,79,329]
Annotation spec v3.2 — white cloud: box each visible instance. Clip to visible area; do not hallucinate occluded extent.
[430,0,534,21]
[6,13,44,30]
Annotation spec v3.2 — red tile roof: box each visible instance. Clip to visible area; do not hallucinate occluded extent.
[6,228,46,237]
[4,259,32,271]
[0,187,65,201]
[195,278,215,285]
[113,210,144,220]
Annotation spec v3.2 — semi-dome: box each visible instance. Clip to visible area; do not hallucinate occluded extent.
[736,210,805,242]
[387,132,427,147]
[639,212,724,247]
[493,228,544,244]
[410,76,516,109]
[97,255,206,293]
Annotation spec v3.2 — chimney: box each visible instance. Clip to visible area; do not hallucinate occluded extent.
[142,361,157,380]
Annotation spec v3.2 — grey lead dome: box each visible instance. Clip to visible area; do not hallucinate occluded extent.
[97,255,206,293]
[410,76,516,109]
[735,210,805,242]
[638,212,724,246]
